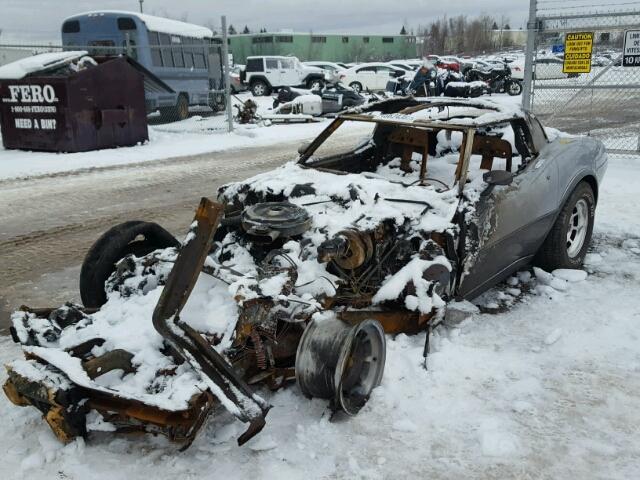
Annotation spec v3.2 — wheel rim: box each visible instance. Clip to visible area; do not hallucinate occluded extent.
[254,83,265,95]
[311,81,321,90]
[567,198,589,257]
[509,82,521,95]
[350,83,361,93]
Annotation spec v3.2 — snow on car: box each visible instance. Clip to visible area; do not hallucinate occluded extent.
[3,97,607,451]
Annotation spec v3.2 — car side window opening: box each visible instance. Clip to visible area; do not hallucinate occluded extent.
[358,66,376,73]
[265,58,278,70]
[246,58,264,72]
[281,58,295,69]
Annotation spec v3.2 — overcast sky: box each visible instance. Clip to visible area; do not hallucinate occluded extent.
[0,0,634,43]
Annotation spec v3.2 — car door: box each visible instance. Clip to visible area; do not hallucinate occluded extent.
[264,57,281,86]
[457,117,561,299]
[355,66,377,89]
[374,65,395,89]
[279,57,299,86]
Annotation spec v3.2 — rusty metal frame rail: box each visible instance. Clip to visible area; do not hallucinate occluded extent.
[152,197,270,446]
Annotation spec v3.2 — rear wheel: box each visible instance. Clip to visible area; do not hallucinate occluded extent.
[80,221,180,308]
[507,80,522,96]
[159,95,189,122]
[349,82,363,93]
[535,182,595,271]
[251,79,271,96]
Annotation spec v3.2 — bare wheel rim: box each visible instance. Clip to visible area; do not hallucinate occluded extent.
[350,82,361,93]
[566,198,589,257]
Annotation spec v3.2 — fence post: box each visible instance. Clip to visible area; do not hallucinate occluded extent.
[221,15,233,133]
[522,0,538,111]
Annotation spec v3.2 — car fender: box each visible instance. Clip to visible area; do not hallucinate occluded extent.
[555,136,604,209]
[248,75,272,88]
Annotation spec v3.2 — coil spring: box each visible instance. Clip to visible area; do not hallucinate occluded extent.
[250,329,267,370]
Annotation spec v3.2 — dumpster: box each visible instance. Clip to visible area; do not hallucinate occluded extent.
[0,51,148,152]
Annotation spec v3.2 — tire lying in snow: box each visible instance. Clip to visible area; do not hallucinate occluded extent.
[80,221,180,308]
[535,181,595,270]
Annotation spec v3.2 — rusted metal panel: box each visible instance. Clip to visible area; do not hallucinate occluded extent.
[0,56,148,152]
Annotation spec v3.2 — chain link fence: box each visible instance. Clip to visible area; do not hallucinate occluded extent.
[0,16,233,127]
[523,1,640,154]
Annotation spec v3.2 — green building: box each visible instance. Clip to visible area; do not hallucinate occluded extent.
[226,32,419,64]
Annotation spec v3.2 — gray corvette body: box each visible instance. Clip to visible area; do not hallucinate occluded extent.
[456,112,607,298]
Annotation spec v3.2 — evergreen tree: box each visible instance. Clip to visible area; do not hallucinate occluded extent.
[228,24,237,35]
[492,21,499,30]
[242,25,250,34]
[400,26,407,35]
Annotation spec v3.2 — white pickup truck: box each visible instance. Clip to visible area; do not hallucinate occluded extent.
[242,56,326,96]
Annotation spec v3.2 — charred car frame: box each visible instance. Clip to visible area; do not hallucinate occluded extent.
[4,97,607,448]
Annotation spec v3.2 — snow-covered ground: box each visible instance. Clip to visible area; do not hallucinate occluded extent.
[0,94,331,181]
[0,143,639,477]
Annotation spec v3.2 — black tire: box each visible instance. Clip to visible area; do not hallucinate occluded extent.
[158,94,189,122]
[349,82,363,93]
[80,221,180,308]
[251,79,271,96]
[506,80,522,96]
[307,78,324,90]
[535,182,595,271]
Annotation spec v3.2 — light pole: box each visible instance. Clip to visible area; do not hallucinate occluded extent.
[139,0,144,13]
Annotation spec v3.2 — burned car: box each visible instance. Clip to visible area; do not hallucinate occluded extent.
[4,97,607,449]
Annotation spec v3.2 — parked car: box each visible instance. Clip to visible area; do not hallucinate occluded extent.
[5,97,607,450]
[339,62,405,92]
[303,61,346,84]
[387,61,417,71]
[230,65,247,93]
[243,56,326,96]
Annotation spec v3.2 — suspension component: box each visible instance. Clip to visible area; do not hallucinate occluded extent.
[317,229,374,270]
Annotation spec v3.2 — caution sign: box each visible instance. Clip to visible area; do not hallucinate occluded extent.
[563,32,594,73]
[623,30,640,67]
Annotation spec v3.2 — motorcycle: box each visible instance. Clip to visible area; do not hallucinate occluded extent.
[386,66,457,97]
[464,62,522,96]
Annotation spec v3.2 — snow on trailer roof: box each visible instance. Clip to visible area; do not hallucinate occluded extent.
[0,51,88,80]
[342,97,525,129]
[64,11,213,39]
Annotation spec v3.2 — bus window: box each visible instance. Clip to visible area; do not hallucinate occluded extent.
[62,20,80,33]
[172,36,185,68]
[159,33,174,68]
[149,31,163,67]
[117,17,137,30]
[183,45,194,68]
[193,40,206,69]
